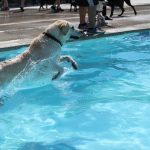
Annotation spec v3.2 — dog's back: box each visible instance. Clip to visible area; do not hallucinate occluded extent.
[108,0,123,6]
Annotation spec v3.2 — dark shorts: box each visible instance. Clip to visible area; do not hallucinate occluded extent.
[75,0,98,7]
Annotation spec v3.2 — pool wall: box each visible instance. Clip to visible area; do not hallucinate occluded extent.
[0,28,150,51]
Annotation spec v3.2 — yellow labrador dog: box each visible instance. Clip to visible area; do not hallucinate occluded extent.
[0,20,81,88]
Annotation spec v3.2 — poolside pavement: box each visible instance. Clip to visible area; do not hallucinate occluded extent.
[0,2,150,49]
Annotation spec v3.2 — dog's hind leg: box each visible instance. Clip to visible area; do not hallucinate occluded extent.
[52,66,64,80]
[110,6,115,17]
[118,6,125,16]
[49,60,64,80]
[125,0,137,15]
[117,1,125,17]
[52,69,64,80]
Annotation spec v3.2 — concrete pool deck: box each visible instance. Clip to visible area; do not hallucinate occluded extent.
[0,3,150,49]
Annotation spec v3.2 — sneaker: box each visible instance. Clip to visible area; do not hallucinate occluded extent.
[78,23,88,30]
[87,28,105,35]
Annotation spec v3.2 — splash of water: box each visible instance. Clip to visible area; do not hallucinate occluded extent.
[0,58,72,104]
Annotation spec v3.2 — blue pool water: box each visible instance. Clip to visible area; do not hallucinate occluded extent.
[0,30,150,150]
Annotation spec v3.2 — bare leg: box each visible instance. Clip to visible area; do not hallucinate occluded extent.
[53,0,64,11]
[79,6,87,24]
[2,0,9,10]
[54,0,60,7]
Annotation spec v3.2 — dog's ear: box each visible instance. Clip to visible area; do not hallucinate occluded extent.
[58,21,70,35]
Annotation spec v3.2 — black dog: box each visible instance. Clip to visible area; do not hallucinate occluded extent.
[70,0,77,12]
[107,0,137,17]
[39,0,49,11]
[39,0,54,11]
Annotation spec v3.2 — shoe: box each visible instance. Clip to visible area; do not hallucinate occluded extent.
[78,23,88,30]
[87,28,105,35]
[20,7,24,12]
[105,16,112,20]
[87,28,97,34]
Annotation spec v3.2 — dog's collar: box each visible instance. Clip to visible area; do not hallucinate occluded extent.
[43,32,63,47]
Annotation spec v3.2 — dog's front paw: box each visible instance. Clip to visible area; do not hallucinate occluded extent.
[66,56,78,70]
[71,61,78,70]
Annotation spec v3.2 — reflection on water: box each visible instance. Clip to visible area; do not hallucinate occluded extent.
[19,141,77,150]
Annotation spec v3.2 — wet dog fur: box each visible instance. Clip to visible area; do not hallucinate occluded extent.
[0,20,81,87]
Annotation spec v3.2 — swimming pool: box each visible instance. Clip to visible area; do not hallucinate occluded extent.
[0,30,150,150]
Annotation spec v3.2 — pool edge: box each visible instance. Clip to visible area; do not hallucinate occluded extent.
[0,25,150,51]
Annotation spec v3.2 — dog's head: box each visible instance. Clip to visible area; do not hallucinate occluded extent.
[45,20,82,45]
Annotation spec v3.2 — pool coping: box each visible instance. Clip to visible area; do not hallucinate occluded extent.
[0,23,150,51]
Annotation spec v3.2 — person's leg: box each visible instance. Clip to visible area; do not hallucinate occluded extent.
[88,5,96,29]
[78,6,88,29]
[88,4,105,33]
[20,0,25,11]
[86,0,99,33]
[79,6,87,24]
[54,0,60,7]
[3,0,9,10]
